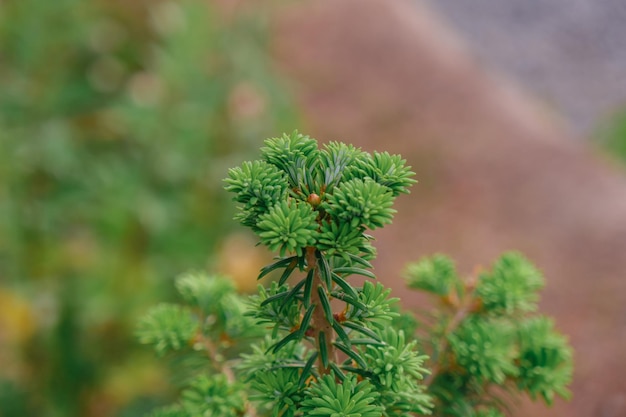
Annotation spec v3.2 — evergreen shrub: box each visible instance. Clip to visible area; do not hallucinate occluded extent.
[138,132,573,417]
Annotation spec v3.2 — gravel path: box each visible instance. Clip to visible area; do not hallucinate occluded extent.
[420,0,626,136]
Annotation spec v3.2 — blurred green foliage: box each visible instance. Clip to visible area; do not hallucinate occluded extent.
[0,0,297,416]
[597,107,626,163]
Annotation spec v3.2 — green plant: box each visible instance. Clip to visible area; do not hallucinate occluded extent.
[138,132,573,416]
[0,0,296,415]
[596,106,626,163]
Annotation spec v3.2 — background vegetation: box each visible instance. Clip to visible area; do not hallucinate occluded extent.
[597,107,626,165]
[0,1,296,416]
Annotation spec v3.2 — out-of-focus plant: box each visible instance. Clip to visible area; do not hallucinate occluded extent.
[596,107,626,163]
[404,253,573,415]
[0,0,296,416]
[138,132,573,417]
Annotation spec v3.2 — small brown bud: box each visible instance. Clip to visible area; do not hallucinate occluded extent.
[442,291,460,308]
[469,297,483,313]
[333,311,347,323]
[465,265,484,291]
[307,193,321,207]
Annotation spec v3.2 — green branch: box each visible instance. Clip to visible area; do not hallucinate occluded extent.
[138,132,573,417]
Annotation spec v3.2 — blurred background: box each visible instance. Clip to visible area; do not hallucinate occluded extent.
[0,1,296,415]
[422,0,626,136]
[1,0,625,416]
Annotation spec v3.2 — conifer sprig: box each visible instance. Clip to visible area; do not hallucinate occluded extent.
[138,132,573,417]
[404,252,574,415]
[223,132,429,413]
[225,131,416,262]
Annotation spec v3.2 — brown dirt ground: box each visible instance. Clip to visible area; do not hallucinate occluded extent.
[270,0,626,415]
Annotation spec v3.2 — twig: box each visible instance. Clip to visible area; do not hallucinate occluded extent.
[306,246,336,375]
[424,290,477,386]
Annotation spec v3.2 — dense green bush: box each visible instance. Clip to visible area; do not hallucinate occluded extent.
[0,1,295,416]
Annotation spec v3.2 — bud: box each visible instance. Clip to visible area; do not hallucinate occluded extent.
[465,265,483,292]
[307,193,321,207]
[441,291,459,308]
[469,297,483,313]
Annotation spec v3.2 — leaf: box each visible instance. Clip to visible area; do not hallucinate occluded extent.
[335,294,368,311]
[319,331,329,368]
[268,362,307,371]
[317,286,334,322]
[331,320,350,347]
[298,351,319,388]
[331,273,359,300]
[316,251,333,288]
[279,278,306,311]
[278,258,299,286]
[299,304,316,337]
[334,342,367,369]
[346,252,373,269]
[303,268,314,308]
[269,330,301,354]
[297,255,306,271]
[350,338,386,346]
[258,256,297,280]
[341,366,374,379]
[329,363,346,381]
[343,321,382,341]
[260,290,290,307]
[333,267,376,279]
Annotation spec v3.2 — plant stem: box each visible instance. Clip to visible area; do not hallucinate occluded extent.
[424,296,474,386]
[306,246,335,375]
[200,334,257,417]
[201,334,236,383]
